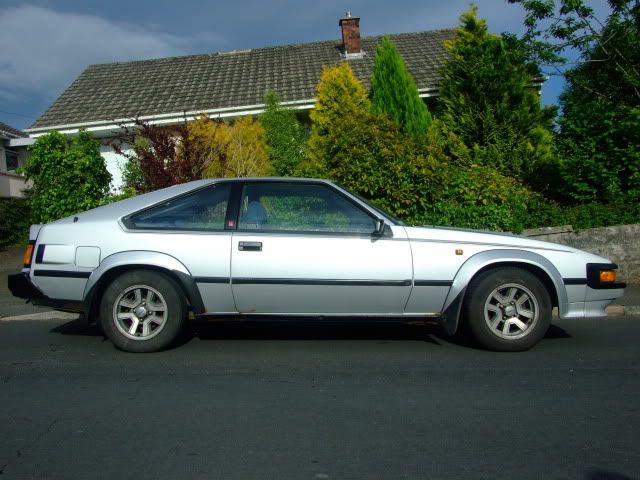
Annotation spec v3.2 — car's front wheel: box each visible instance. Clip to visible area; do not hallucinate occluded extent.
[463,267,551,352]
[100,270,186,352]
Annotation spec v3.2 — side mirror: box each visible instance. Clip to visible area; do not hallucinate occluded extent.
[373,219,386,237]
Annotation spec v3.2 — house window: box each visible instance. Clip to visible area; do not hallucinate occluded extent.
[5,150,18,172]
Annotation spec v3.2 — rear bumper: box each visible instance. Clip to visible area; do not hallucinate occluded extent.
[8,272,45,300]
[7,272,84,313]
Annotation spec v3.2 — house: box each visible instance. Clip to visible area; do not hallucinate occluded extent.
[0,122,31,198]
[25,13,456,190]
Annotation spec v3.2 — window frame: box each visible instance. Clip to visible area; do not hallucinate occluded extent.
[5,149,19,172]
[233,181,381,237]
[121,182,233,233]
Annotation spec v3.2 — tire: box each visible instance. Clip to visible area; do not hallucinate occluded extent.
[99,270,186,353]
[462,267,551,352]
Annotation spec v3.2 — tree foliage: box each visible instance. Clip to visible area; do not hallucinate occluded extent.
[22,130,111,223]
[300,62,543,232]
[302,63,373,177]
[260,91,306,176]
[554,2,640,202]
[370,36,432,135]
[437,6,556,189]
[0,198,31,247]
[113,115,270,193]
[302,62,427,216]
[507,0,640,95]
[112,119,207,193]
[195,115,271,178]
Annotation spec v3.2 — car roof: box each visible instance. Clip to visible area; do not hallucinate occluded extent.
[212,177,334,184]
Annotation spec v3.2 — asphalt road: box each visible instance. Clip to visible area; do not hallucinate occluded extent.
[0,316,639,480]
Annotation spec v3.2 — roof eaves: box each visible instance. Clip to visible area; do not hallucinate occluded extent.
[25,98,318,136]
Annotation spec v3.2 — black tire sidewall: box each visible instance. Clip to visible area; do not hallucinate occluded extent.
[464,267,552,352]
[100,270,186,353]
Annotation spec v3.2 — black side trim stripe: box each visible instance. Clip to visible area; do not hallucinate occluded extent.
[563,278,587,285]
[414,280,453,287]
[233,278,412,287]
[33,270,91,279]
[195,278,455,287]
[195,277,230,284]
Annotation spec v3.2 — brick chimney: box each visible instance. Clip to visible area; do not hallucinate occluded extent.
[339,11,362,57]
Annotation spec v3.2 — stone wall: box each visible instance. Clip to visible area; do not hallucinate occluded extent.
[522,224,640,284]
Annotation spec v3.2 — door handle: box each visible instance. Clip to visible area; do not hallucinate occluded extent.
[238,241,262,252]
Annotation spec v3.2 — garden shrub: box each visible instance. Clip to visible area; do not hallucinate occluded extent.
[0,197,31,247]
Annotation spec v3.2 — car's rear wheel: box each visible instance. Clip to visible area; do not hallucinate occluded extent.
[100,270,186,352]
[463,267,551,351]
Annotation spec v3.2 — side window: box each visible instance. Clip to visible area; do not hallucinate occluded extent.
[125,184,231,231]
[237,183,375,234]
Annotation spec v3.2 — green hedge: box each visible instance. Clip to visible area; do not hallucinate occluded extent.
[534,200,640,231]
[0,197,31,248]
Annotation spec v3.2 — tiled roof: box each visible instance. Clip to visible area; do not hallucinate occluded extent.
[31,29,456,130]
[0,121,27,138]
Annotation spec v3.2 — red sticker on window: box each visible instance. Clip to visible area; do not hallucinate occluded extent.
[227,220,236,228]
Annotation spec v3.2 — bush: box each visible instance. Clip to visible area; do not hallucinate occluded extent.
[21,130,111,223]
[260,91,306,176]
[112,119,206,193]
[0,197,32,247]
[410,164,545,233]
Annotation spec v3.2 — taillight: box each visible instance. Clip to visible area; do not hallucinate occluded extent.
[23,241,35,268]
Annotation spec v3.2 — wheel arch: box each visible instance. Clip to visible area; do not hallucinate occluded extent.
[440,249,566,335]
[83,251,205,323]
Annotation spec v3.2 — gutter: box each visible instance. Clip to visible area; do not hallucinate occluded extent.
[25,98,317,137]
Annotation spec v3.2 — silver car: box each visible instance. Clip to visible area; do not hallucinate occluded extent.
[8,178,626,352]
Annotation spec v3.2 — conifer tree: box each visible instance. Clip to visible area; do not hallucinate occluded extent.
[370,36,432,135]
[260,91,306,176]
[437,6,555,187]
[303,62,373,177]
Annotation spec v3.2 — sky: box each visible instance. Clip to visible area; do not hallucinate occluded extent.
[0,0,611,130]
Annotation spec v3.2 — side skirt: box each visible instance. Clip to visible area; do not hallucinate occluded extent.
[194,312,443,324]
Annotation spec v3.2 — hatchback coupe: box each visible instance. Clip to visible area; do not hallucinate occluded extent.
[8,178,625,352]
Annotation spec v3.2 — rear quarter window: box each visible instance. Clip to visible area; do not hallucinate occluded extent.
[123,184,231,231]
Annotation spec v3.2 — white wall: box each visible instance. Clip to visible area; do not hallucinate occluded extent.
[0,172,30,198]
[100,145,130,193]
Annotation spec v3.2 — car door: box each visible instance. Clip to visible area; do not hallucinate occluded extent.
[230,181,413,315]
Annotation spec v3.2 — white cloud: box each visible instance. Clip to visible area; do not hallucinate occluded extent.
[0,5,225,100]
